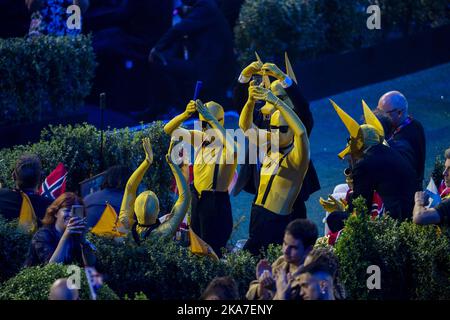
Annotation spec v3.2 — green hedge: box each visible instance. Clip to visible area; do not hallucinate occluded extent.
[334,197,450,300]
[0,122,172,213]
[234,0,450,66]
[0,217,31,284]
[0,263,118,300]
[89,235,260,300]
[0,35,96,125]
[234,0,325,66]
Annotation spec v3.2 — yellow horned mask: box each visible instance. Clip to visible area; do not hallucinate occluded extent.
[330,99,384,159]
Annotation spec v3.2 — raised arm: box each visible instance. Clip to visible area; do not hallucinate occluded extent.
[413,191,442,225]
[119,138,153,229]
[164,100,203,146]
[195,100,236,159]
[252,86,309,169]
[151,141,191,239]
[239,81,257,132]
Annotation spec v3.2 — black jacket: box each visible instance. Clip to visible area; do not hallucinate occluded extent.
[350,144,416,221]
[388,118,426,191]
[231,80,321,201]
[0,188,52,223]
[154,0,234,87]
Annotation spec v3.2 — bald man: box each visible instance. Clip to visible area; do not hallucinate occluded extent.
[49,278,79,300]
[377,91,426,191]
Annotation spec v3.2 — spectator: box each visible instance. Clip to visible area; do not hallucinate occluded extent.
[49,278,79,300]
[119,138,191,244]
[439,148,450,199]
[149,0,235,110]
[377,91,426,191]
[413,191,450,226]
[240,80,311,255]
[83,165,132,228]
[332,101,416,221]
[373,108,416,178]
[201,276,239,300]
[25,192,96,267]
[246,219,318,300]
[302,247,345,300]
[0,154,52,222]
[232,57,321,221]
[296,249,339,300]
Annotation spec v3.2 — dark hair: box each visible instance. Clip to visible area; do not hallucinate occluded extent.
[13,154,42,190]
[445,148,450,160]
[101,165,132,190]
[200,276,239,300]
[285,219,318,249]
[302,247,346,299]
[42,192,85,225]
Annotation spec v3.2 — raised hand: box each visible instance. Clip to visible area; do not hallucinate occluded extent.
[241,60,263,78]
[251,86,279,105]
[142,137,153,164]
[195,100,215,123]
[184,100,197,118]
[319,195,346,213]
[261,63,287,81]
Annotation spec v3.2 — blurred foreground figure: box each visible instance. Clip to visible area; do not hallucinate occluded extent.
[49,278,79,300]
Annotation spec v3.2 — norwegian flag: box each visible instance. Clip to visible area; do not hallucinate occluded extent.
[39,163,67,200]
[370,191,385,218]
[84,267,103,300]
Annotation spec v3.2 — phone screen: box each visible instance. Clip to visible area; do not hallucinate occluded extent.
[71,205,84,219]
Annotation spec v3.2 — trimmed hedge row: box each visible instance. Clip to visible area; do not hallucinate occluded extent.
[234,0,450,66]
[0,35,96,125]
[0,122,173,214]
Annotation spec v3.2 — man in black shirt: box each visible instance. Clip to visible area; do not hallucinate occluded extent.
[377,91,426,191]
[413,192,450,226]
[0,154,52,222]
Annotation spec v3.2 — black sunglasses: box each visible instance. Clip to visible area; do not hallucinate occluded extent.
[270,125,289,133]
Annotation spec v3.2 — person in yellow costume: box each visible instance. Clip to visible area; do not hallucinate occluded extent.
[232,53,320,222]
[164,99,237,257]
[239,80,310,255]
[118,137,191,244]
[328,100,416,220]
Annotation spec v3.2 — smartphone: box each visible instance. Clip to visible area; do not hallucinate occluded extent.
[70,205,84,219]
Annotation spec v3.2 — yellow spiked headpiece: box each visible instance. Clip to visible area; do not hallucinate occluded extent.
[330,99,384,159]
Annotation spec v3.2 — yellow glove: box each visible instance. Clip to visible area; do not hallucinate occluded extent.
[261,63,287,81]
[183,100,197,118]
[143,137,153,164]
[251,86,279,105]
[241,61,263,78]
[195,99,215,123]
[319,195,346,213]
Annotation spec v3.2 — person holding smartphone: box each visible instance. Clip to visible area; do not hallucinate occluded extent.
[25,192,96,267]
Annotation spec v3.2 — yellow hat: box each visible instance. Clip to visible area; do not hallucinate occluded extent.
[199,101,224,125]
[330,99,384,159]
[134,191,160,226]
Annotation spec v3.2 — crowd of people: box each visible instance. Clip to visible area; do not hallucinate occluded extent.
[1,53,448,300]
[0,0,449,302]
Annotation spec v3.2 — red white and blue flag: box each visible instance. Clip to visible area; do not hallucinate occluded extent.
[39,163,67,200]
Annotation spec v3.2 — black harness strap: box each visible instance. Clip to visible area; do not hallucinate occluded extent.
[260,144,293,206]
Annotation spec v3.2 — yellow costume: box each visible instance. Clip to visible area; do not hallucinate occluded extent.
[239,80,310,255]
[118,138,190,243]
[164,100,237,257]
